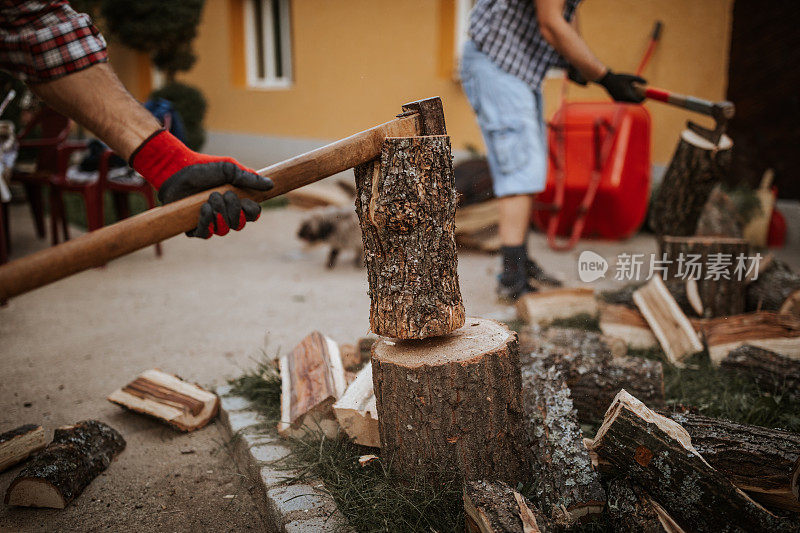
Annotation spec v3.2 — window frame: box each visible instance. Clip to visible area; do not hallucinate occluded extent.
[243,0,293,90]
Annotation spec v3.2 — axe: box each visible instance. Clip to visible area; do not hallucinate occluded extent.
[0,97,446,301]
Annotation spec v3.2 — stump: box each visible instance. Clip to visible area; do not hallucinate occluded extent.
[660,236,749,317]
[371,318,529,483]
[649,129,733,236]
[4,420,125,508]
[354,135,465,339]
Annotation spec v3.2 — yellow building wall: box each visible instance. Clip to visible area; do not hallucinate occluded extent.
[170,0,732,165]
[106,44,151,101]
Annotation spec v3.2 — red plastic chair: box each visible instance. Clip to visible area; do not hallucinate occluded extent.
[11,105,70,240]
[48,139,104,245]
[99,149,162,256]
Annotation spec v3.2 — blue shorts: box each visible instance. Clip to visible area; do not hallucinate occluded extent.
[460,40,548,197]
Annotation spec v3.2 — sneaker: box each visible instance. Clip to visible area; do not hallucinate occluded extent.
[496,278,538,303]
[526,259,562,287]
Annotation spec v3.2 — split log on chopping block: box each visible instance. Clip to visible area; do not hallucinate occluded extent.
[694,311,800,365]
[720,344,800,400]
[0,97,444,301]
[4,420,125,509]
[516,287,597,326]
[664,410,800,512]
[0,424,47,472]
[333,362,379,448]
[520,356,606,521]
[633,276,703,366]
[648,129,733,237]
[278,331,346,439]
[464,480,560,533]
[660,236,750,318]
[107,368,219,431]
[588,390,798,532]
[598,303,658,350]
[372,318,530,483]
[354,135,465,339]
[746,258,800,316]
[606,477,686,533]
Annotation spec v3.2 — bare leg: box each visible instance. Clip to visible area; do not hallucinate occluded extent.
[498,194,533,247]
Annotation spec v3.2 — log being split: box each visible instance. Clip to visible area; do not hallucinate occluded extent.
[278,331,346,438]
[633,276,703,366]
[660,236,749,318]
[606,477,685,533]
[720,344,800,400]
[665,409,800,512]
[746,258,800,316]
[695,311,800,365]
[464,480,559,533]
[520,355,605,520]
[648,129,733,237]
[588,391,796,532]
[372,318,530,483]
[598,303,658,350]
[354,136,465,339]
[4,420,125,509]
[107,368,219,432]
[0,424,47,472]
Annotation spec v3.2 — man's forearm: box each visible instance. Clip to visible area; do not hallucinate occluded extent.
[29,63,160,160]
[536,0,606,81]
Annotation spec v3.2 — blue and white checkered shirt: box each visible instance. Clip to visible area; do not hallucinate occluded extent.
[469,0,582,90]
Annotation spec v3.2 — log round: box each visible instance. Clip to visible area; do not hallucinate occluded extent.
[354,135,465,339]
[746,259,800,315]
[649,129,733,237]
[372,318,529,483]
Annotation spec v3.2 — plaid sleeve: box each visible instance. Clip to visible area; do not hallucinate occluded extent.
[0,0,108,83]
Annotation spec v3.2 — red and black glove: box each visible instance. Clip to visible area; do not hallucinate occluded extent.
[130,130,274,239]
[596,70,647,103]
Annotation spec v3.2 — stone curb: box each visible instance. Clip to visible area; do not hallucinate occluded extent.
[216,385,348,532]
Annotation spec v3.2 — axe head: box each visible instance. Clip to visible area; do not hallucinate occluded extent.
[400,97,447,136]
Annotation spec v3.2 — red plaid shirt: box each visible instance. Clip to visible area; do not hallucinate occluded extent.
[0,0,107,83]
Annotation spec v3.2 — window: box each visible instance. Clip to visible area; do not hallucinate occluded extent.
[244,0,293,89]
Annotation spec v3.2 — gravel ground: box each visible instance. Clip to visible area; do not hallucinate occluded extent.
[0,199,795,532]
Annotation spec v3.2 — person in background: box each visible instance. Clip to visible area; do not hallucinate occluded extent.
[0,0,271,239]
[461,0,646,300]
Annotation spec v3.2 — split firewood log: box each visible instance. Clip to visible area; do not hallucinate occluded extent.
[663,410,800,512]
[4,420,125,509]
[332,362,379,448]
[694,312,800,365]
[720,344,800,400]
[746,258,800,316]
[598,303,658,350]
[588,390,798,532]
[520,356,605,521]
[278,331,346,438]
[516,288,597,325]
[0,424,47,472]
[606,477,686,533]
[600,280,703,317]
[464,480,561,533]
[107,368,219,432]
[633,276,703,366]
[354,136,465,339]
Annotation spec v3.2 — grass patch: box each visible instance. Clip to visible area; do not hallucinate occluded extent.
[549,313,601,332]
[228,358,282,424]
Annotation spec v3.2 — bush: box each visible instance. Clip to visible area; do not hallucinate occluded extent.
[150,82,207,151]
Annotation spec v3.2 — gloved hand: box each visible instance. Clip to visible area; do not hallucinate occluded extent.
[130,130,273,238]
[596,70,646,103]
[567,64,588,86]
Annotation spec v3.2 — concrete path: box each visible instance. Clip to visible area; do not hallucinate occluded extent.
[0,199,795,532]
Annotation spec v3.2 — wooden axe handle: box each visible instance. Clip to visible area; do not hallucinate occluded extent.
[0,113,422,300]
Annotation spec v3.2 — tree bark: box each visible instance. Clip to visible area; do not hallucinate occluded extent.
[589,391,796,532]
[695,186,744,238]
[520,356,606,521]
[4,420,125,509]
[354,135,465,339]
[649,130,733,237]
[664,409,800,512]
[746,259,800,315]
[606,477,683,533]
[464,480,559,533]
[660,236,749,318]
[720,344,800,400]
[372,318,530,483]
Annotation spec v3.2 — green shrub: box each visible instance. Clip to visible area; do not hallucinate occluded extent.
[150,82,207,151]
